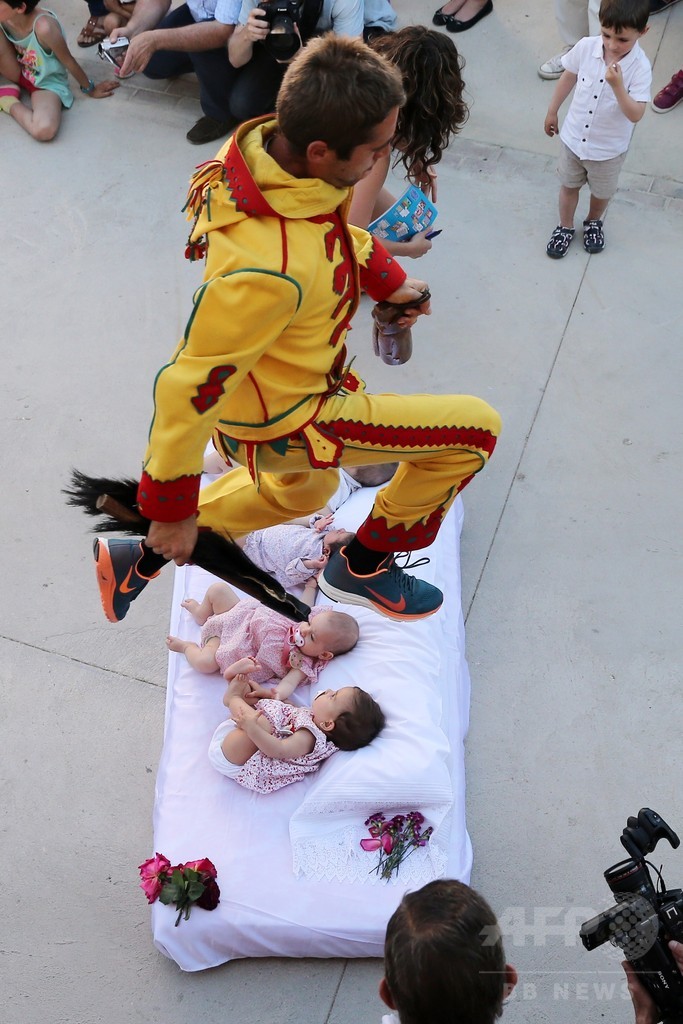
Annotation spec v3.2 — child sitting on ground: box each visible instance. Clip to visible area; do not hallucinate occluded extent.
[208,664,385,794]
[167,581,359,701]
[0,0,118,141]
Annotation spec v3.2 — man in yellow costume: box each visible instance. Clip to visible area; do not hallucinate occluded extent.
[94,34,501,624]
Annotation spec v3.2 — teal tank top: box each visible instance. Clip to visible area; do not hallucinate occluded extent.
[1,10,73,109]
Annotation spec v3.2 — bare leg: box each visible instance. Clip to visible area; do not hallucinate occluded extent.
[0,32,21,83]
[10,89,62,142]
[559,184,581,228]
[221,729,258,765]
[586,194,609,221]
[166,635,220,673]
[181,582,239,625]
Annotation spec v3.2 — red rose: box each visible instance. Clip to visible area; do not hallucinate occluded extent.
[183,858,218,879]
[196,878,220,911]
[138,852,171,904]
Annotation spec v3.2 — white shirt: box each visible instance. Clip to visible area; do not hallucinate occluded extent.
[238,0,363,36]
[560,35,651,160]
[188,0,241,25]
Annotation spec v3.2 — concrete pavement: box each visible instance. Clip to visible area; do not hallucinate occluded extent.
[3,1,682,1021]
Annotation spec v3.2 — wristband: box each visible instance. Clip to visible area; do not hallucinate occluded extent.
[80,79,95,95]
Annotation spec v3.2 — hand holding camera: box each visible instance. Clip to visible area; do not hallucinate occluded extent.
[256,1,302,61]
[245,6,271,43]
[580,809,683,1024]
[98,36,133,78]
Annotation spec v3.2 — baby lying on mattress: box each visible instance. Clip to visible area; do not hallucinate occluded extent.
[167,580,385,793]
[209,664,385,794]
[167,580,358,700]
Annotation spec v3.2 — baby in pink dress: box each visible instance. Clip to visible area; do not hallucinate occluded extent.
[208,667,385,793]
[167,581,359,701]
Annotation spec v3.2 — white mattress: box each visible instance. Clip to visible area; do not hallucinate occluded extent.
[151,487,472,970]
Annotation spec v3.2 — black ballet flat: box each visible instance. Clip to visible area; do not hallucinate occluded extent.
[445,0,493,32]
[433,3,465,26]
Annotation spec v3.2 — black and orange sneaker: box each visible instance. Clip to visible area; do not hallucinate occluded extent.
[318,546,443,621]
[93,538,160,622]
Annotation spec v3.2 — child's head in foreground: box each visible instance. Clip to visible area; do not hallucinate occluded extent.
[296,610,359,661]
[382,879,517,1024]
[2,0,40,11]
[599,0,649,34]
[311,685,385,750]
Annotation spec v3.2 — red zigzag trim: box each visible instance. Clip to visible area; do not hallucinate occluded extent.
[322,420,498,455]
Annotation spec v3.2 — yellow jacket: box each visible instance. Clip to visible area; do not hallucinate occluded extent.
[138,117,406,522]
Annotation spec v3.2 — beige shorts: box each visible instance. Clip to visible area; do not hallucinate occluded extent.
[557,142,627,200]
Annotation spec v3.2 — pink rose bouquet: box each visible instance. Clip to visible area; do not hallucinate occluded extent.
[138,853,220,926]
[360,811,433,881]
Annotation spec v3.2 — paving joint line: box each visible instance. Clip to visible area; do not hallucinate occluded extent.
[0,633,165,689]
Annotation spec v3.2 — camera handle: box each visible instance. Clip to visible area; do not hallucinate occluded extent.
[621,808,680,862]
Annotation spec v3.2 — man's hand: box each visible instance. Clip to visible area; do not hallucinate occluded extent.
[147,516,198,564]
[117,31,158,76]
[384,278,431,328]
[623,941,683,1024]
[245,6,269,42]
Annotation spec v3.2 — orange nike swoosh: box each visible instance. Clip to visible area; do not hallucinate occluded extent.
[366,587,406,613]
[119,568,138,594]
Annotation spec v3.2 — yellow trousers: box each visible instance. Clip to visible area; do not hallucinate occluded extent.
[198,387,501,552]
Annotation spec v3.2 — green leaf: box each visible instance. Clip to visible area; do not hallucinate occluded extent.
[187,880,206,901]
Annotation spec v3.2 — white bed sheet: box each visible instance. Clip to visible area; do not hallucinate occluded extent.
[151,488,472,970]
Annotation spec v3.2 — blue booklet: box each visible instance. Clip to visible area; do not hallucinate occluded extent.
[368,185,438,243]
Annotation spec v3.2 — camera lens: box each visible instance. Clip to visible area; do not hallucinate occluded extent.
[604,858,655,898]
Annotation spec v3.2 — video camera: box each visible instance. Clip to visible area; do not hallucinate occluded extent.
[580,808,683,1023]
[257,0,302,61]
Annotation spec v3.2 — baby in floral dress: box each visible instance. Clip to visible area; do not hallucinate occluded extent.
[208,668,385,793]
[167,580,359,701]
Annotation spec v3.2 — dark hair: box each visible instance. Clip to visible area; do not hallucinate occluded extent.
[4,0,40,9]
[325,531,355,557]
[277,34,405,160]
[370,27,468,180]
[327,687,385,751]
[599,0,649,31]
[384,880,507,1024]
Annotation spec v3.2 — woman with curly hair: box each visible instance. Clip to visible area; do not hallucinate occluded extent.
[349,25,468,258]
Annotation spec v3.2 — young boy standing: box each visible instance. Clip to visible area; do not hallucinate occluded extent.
[544,0,651,258]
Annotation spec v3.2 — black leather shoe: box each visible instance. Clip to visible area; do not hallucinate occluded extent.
[445,0,493,32]
[186,115,235,145]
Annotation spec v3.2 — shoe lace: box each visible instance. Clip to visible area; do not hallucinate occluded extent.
[393,551,431,571]
[383,553,432,595]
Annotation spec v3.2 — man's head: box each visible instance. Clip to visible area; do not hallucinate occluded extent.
[381,879,517,1024]
[276,34,405,187]
[599,0,649,37]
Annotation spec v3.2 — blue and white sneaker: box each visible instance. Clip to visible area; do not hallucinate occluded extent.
[318,547,443,621]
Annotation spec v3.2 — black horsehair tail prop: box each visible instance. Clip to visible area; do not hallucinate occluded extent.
[64,470,309,623]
